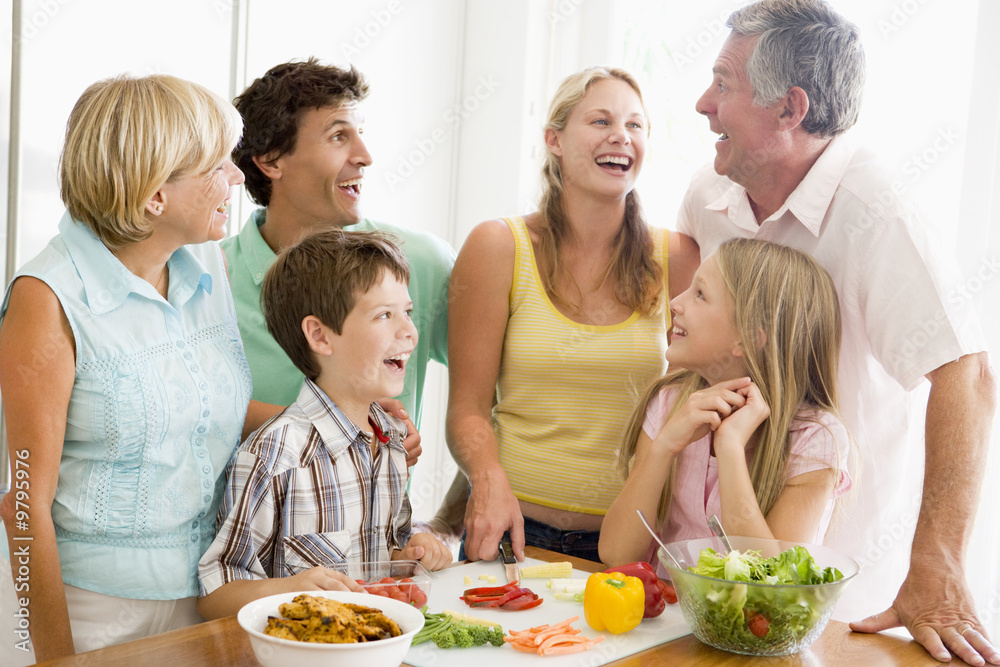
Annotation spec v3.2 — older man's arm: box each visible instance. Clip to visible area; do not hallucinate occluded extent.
[851,351,999,666]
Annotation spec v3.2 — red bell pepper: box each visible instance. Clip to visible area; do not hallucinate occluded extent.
[663,582,677,605]
[603,561,673,618]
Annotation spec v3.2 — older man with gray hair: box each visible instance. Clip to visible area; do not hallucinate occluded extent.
[678,0,997,664]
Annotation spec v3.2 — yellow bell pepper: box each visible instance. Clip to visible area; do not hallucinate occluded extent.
[583,571,645,634]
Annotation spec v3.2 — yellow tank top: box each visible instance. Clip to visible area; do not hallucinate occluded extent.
[495,216,671,515]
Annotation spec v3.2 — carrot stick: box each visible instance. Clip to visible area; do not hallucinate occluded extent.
[538,634,589,650]
[529,617,579,644]
[503,636,534,645]
[508,642,538,653]
[505,616,602,657]
[533,627,581,646]
[540,637,605,656]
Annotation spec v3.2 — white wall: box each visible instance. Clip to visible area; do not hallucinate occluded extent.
[13,0,232,265]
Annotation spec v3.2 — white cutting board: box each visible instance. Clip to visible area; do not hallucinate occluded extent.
[403,558,691,667]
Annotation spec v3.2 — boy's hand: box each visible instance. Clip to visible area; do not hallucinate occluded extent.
[286,567,366,593]
[377,398,422,467]
[654,377,751,454]
[393,532,453,571]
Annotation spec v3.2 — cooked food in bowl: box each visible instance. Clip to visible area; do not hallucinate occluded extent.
[264,593,401,643]
[658,536,858,656]
[238,590,425,667]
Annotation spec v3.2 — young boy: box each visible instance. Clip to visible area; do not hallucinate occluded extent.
[197,229,452,620]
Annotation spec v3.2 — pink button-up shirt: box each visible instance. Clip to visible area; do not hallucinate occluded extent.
[642,387,852,577]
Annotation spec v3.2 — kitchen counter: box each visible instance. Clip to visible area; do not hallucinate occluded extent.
[34,547,960,666]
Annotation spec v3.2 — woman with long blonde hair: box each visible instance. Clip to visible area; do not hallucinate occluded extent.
[440,66,699,563]
[601,238,854,567]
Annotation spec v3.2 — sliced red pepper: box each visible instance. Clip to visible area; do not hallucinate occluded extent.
[467,597,502,608]
[463,596,494,605]
[462,581,520,597]
[502,593,543,611]
[492,587,535,606]
[469,589,543,610]
[464,586,544,610]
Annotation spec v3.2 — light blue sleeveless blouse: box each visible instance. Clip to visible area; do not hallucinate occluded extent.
[1,213,253,598]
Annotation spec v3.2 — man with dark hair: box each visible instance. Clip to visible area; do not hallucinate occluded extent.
[679,1,997,664]
[224,58,455,441]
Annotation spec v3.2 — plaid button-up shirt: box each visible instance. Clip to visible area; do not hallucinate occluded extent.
[198,379,411,595]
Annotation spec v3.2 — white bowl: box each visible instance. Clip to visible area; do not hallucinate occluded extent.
[237,590,425,667]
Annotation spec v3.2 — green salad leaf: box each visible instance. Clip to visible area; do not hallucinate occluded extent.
[681,545,845,652]
[690,545,842,585]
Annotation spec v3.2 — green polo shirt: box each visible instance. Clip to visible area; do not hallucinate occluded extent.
[222,208,454,428]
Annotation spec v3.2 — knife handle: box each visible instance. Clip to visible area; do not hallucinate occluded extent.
[499,530,515,561]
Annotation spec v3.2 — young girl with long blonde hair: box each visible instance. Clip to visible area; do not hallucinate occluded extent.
[600,238,854,567]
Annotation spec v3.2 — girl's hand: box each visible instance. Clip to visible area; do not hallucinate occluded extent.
[716,381,770,446]
[652,377,752,454]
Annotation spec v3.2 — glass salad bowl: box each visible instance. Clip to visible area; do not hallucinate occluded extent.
[658,536,859,656]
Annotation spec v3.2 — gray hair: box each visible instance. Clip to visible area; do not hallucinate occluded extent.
[727,0,865,137]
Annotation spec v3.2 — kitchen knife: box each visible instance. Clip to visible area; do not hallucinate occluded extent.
[498,531,519,583]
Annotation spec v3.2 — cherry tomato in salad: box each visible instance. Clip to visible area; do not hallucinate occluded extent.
[746,611,770,639]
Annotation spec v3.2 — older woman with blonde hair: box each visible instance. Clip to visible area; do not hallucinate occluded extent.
[0,74,253,663]
[442,66,700,563]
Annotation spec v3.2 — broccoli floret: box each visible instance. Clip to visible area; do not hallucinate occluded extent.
[466,625,490,646]
[487,627,505,647]
[452,626,474,649]
[427,615,505,649]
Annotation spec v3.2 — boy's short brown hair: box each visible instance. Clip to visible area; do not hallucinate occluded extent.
[261,229,410,380]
